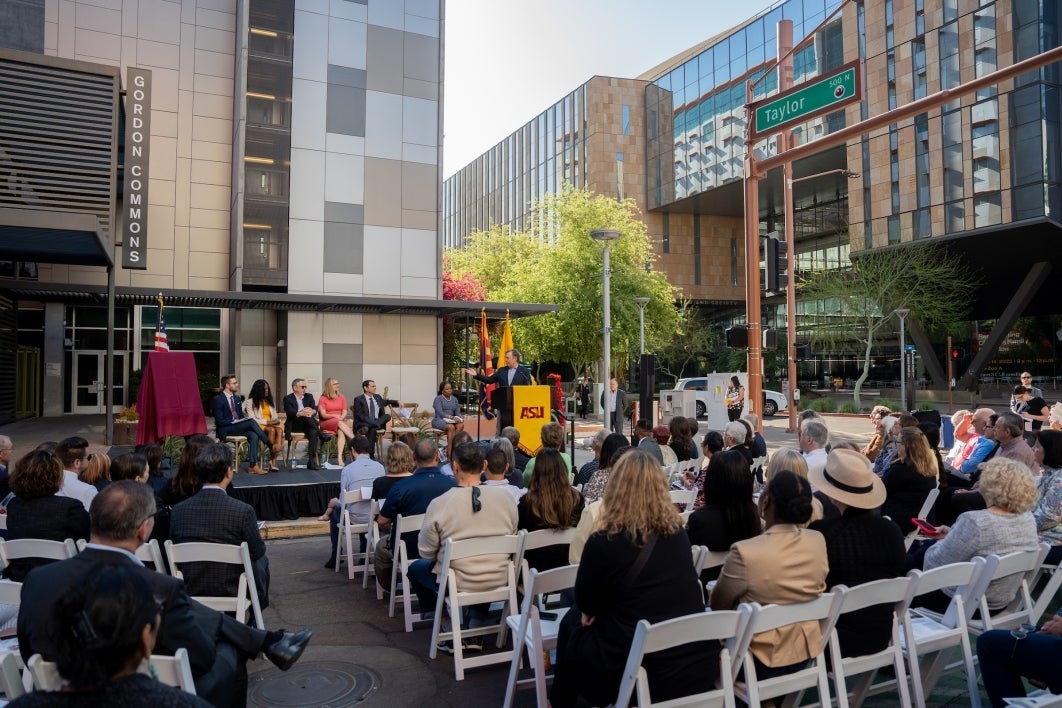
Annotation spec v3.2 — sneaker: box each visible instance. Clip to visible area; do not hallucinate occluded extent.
[436,640,455,655]
[436,638,481,655]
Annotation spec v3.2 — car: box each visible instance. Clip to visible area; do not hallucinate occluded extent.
[673,376,788,419]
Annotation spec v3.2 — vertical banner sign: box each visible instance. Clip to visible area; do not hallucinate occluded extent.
[122,67,152,269]
[512,385,552,456]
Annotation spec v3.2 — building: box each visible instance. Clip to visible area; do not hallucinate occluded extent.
[0,0,549,424]
[444,0,1062,385]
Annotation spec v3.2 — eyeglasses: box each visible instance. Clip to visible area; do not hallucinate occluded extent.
[298,385,307,389]
[471,486,481,513]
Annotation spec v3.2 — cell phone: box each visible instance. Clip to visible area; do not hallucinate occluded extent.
[911,518,937,535]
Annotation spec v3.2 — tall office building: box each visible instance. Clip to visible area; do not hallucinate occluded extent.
[0,0,460,421]
[445,0,1062,382]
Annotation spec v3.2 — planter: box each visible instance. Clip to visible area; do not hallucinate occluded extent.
[113,420,138,445]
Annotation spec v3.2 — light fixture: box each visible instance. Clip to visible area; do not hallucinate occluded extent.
[244,156,274,165]
[246,91,276,101]
[250,28,278,37]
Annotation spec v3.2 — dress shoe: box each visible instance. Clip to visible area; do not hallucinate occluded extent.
[323,556,336,568]
[248,465,267,475]
[264,629,313,671]
[307,461,321,471]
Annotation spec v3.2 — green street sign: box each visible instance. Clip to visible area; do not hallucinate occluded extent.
[750,60,862,140]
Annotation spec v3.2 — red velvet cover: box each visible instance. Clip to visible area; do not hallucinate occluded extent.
[135,351,208,444]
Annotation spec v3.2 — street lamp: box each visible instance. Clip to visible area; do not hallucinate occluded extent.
[894,308,910,412]
[634,297,649,355]
[592,229,621,432]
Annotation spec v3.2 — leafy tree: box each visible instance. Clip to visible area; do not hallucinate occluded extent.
[446,185,680,377]
[798,243,978,409]
[441,263,486,382]
[657,302,721,381]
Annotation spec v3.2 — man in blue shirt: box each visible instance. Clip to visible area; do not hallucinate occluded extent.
[325,435,385,567]
[374,438,455,592]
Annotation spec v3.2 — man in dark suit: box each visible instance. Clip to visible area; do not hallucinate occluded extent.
[464,348,532,429]
[283,377,326,470]
[600,378,628,433]
[169,443,271,609]
[352,379,398,457]
[18,481,312,708]
[212,374,271,474]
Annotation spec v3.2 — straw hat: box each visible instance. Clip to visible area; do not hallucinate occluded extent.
[808,448,886,509]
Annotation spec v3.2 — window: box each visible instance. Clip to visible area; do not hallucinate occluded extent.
[622,104,631,135]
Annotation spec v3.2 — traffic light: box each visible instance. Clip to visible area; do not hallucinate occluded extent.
[950,347,965,360]
[765,232,788,293]
[725,325,749,349]
[763,328,777,350]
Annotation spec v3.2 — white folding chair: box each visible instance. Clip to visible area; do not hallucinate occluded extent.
[904,488,940,551]
[133,539,167,574]
[0,514,7,532]
[901,558,987,708]
[27,654,60,691]
[334,488,372,581]
[965,545,1050,635]
[145,648,197,694]
[364,498,380,590]
[516,527,577,592]
[614,604,753,708]
[827,577,914,708]
[164,540,265,630]
[669,488,696,509]
[502,564,579,708]
[387,513,428,632]
[1003,689,1062,706]
[733,592,844,708]
[428,534,524,680]
[0,538,78,573]
[0,650,24,699]
[1026,553,1062,629]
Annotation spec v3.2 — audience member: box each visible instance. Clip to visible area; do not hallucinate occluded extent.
[881,427,938,535]
[917,421,947,487]
[568,444,635,564]
[78,452,111,492]
[1010,372,1043,414]
[652,425,678,467]
[135,443,167,494]
[5,449,90,581]
[489,436,524,488]
[55,436,97,511]
[710,470,828,679]
[723,420,754,467]
[440,431,473,475]
[808,449,905,658]
[111,452,149,483]
[688,430,724,510]
[371,440,415,502]
[551,449,713,708]
[323,435,386,567]
[873,413,920,476]
[500,427,531,476]
[767,446,831,522]
[668,416,694,463]
[861,406,892,462]
[1031,429,1062,565]
[800,419,830,476]
[743,412,768,479]
[581,433,630,506]
[978,615,1062,707]
[686,449,761,583]
[482,447,523,503]
[632,419,664,464]
[943,409,974,467]
[168,443,271,609]
[573,430,609,487]
[522,422,572,485]
[0,435,12,500]
[161,434,212,507]
[518,448,583,572]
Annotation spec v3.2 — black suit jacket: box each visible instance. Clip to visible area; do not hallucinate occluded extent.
[600,388,628,415]
[474,366,532,387]
[352,393,397,432]
[4,495,89,581]
[169,489,267,602]
[18,548,218,677]
[283,392,320,439]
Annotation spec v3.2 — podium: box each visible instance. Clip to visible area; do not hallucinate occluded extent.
[491,385,552,456]
[134,351,208,444]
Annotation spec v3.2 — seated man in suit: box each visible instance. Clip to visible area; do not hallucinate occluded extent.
[352,379,398,458]
[18,481,311,708]
[169,443,271,609]
[212,375,272,475]
[283,377,327,470]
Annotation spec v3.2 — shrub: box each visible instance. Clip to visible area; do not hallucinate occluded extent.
[838,402,860,414]
[873,398,899,411]
[808,398,837,413]
[917,401,938,411]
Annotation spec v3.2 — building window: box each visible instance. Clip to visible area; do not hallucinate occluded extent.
[622,104,631,135]
[662,213,670,253]
[693,215,701,285]
[730,237,738,287]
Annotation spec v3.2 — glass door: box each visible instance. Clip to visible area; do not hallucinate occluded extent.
[71,351,125,414]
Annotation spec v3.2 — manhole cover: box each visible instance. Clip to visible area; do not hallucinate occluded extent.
[248,661,381,707]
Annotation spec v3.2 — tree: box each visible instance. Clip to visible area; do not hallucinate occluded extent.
[440,263,486,382]
[446,185,680,378]
[798,243,978,409]
[657,302,721,381]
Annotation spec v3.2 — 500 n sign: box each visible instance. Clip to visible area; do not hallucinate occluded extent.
[749,60,862,141]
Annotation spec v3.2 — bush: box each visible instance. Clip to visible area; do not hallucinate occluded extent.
[873,398,899,412]
[838,402,860,414]
[807,398,837,413]
[917,401,938,411]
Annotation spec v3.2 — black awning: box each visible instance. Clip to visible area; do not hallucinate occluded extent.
[0,207,112,267]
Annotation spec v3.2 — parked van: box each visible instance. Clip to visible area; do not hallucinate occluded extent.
[671,374,788,422]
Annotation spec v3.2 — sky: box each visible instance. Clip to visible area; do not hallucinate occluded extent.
[443,0,781,177]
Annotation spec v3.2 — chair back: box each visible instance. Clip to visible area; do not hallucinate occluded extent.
[905,488,941,550]
[164,540,265,630]
[27,654,60,691]
[146,648,196,694]
[135,538,167,574]
[517,527,576,588]
[0,579,22,606]
[669,488,696,507]
[972,545,1050,631]
[0,651,24,699]
[0,538,78,571]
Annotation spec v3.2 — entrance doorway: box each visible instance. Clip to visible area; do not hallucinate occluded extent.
[71,351,125,414]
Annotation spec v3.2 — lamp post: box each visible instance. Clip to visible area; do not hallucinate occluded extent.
[894,308,910,412]
[592,229,621,432]
[634,297,649,355]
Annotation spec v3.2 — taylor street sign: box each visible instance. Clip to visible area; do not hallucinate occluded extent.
[749,60,862,140]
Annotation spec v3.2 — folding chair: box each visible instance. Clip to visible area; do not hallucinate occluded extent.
[901,558,987,708]
[502,564,579,708]
[733,592,844,708]
[1003,689,1062,706]
[364,498,380,591]
[221,435,248,469]
[136,538,168,574]
[516,527,577,592]
[669,488,696,509]
[428,534,524,680]
[146,648,197,694]
[827,577,914,708]
[0,538,78,573]
[387,513,428,632]
[965,545,1050,635]
[0,650,24,699]
[904,488,941,551]
[164,540,265,630]
[334,488,372,582]
[27,654,60,691]
[614,604,753,708]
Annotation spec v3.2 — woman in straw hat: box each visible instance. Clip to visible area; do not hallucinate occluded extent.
[808,448,906,658]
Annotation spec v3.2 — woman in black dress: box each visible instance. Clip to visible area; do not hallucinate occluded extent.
[518,448,583,572]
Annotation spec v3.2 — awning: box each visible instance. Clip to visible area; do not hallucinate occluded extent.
[0,207,112,267]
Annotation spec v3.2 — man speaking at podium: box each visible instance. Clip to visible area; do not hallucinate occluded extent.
[465,349,531,430]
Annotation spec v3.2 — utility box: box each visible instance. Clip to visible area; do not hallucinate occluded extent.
[659,390,698,425]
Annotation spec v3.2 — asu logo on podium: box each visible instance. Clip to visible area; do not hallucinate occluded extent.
[512,385,552,456]
[519,406,545,419]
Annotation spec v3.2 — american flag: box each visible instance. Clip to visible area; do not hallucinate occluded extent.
[154,294,169,352]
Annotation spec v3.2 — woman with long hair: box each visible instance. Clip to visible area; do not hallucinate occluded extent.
[687,449,761,581]
[688,430,725,511]
[710,470,828,680]
[135,443,168,496]
[431,381,464,458]
[8,564,210,707]
[518,448,583,572]
[873,413,918,476]
[78,452,111,492]
[725,375,745,421]
[317,378,355,463]
[551,449,714,708]
[581,433,630,505]
[161,434,213,507]
[6,450,90,581]
[668,416,694,463]
[110,453,149,483]
[1032,429,1062,565]
[243,379,284,471]
[881,426,939,535]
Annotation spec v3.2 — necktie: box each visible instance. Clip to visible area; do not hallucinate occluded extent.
[228,394,238,418]
[369,396,376,420]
